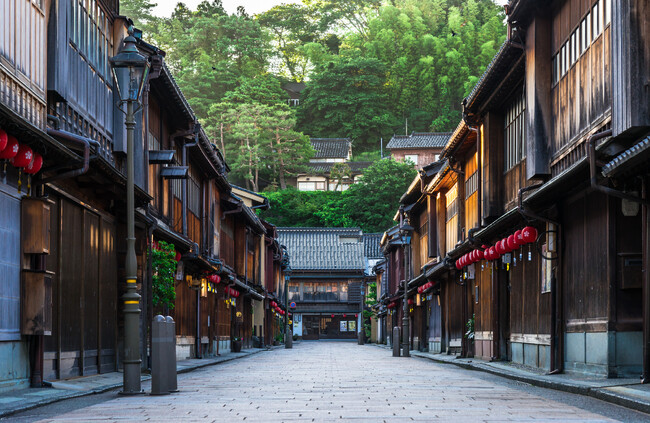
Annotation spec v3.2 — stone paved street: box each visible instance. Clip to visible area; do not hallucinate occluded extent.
[22,342,650,423]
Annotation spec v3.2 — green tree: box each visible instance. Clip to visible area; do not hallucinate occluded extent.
[344,159,417,232]
[120,0,158,34]
[257,4,321,82]
[296,56,397,148]
[151,241,177,311]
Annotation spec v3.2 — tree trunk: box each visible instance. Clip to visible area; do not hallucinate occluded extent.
[277,133,287,190]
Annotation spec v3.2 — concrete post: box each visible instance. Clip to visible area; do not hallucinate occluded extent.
[151,315,168,395]
[285,326,293,349]
[166,316,178,392]
[392,326,401,357]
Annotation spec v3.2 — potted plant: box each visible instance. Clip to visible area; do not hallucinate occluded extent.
[273,334,283,346]
[232,336,242,352]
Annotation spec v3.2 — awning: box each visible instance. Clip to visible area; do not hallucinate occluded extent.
[602,135,650,178]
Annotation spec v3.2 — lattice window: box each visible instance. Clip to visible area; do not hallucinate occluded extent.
[504,90,526,171]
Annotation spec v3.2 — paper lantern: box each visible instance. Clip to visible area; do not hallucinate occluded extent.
[476,249,484,260]
[495,240,506,255]
[522,226,538,243]
[0,136,19,159]
[507,234,518,251]
[11,144,33,168]
[175,251,181,261]
[0,129,7,152]
[456,260,462,270]
[515,229,524,244]
[209,274,221,284]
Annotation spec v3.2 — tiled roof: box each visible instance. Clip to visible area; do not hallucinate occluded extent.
[363,233,383,259]
[306,161,373,174]
[311,138,351,159]
[277,227,365,271]
[386,132,452,150]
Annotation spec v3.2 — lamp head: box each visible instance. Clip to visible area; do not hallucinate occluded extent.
[110,29,150,102]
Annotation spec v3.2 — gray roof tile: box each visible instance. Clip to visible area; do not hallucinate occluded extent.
[311,138,351,159]
[386,132,452,150]
[306,161,373,174]
[277,227,365,271]
[363,233,383,259]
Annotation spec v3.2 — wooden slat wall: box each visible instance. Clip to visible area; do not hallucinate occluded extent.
[475,266,492,334]
[503,161,526,211]
[172,282,196,338]
[215,286,231,338]
[173,197,182,234]
[418,208,428,273]
[551,0,611,164]
[43,196,118,380]
[562,192,609,332]
[220,215,235,269]
[0,0,47,129]
[464,152,479,231]
[188,212,200,245]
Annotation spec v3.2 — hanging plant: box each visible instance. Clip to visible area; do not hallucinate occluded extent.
[151,240,177,310]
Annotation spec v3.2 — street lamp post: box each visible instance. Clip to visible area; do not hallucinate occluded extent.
[399,208,414,358]
[110,29,150,395]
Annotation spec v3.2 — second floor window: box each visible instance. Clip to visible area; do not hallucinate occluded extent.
[504,91,526,171]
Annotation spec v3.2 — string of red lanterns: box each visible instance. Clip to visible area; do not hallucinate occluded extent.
[417,281,435,294]
[455,226,539,268]
[0,129,44,193]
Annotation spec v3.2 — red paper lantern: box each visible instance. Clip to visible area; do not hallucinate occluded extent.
[343,314,346,317]
[476,249,484,260]
[11,144,33,168]
[502,238,511,253]
[495,240,506,255]
[456,260,462,270]
[515,229,524,244]
[331,314,335,318]
[522,226,538,243]
[355,314,358,317]
[0,136,19,159]
[407,298,414,305]
[209,274,221,284]
[175,251,181,261]
[507,235,518,251]
[0,129,7,152]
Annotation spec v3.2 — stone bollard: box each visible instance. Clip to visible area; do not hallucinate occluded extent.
[151,315,169,395]
[392,327,401,357]
[285,327,293,349]
[166,316,178,393]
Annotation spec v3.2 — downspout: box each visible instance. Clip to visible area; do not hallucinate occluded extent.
[517,184,562,374]
[37,129,97,184]
[643,178,650,383]
[141,83,150,371]
[181,124,199,237]
[588,129,649,205]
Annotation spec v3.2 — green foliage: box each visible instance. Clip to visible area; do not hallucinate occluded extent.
[343,159,417,232]
[260,159,416,233]
[363,281,378,338]
[465,313,475,340]
[151,241,177,310]
[296,56,398,145]
[260,188,350,228]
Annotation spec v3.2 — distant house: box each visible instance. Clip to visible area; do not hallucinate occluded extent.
[290,138,372,191]
[282,82,306,107]
[278,228,366,340]
[386,132,452,168]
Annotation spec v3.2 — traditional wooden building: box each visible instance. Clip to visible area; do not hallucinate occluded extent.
[0,0,286,392]
[386,132,451,169]
[278,228,365,340]
[289,138,371,192]
[382,0,650,381]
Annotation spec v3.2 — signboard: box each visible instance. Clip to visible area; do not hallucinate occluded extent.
[348,321,356,332]
[340,321,347,332]
[290,301,296,308]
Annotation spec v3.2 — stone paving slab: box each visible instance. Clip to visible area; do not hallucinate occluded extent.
[0,347,276,419]
[404,347,650,415]
[19,342,631,422]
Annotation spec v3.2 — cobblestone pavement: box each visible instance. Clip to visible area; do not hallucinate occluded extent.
[30,342,650,422]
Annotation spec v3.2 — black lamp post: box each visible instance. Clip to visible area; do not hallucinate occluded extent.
[110,28,150,395]
[399,208,414,357]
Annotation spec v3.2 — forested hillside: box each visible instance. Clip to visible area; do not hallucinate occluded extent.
[121,0,506,230]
